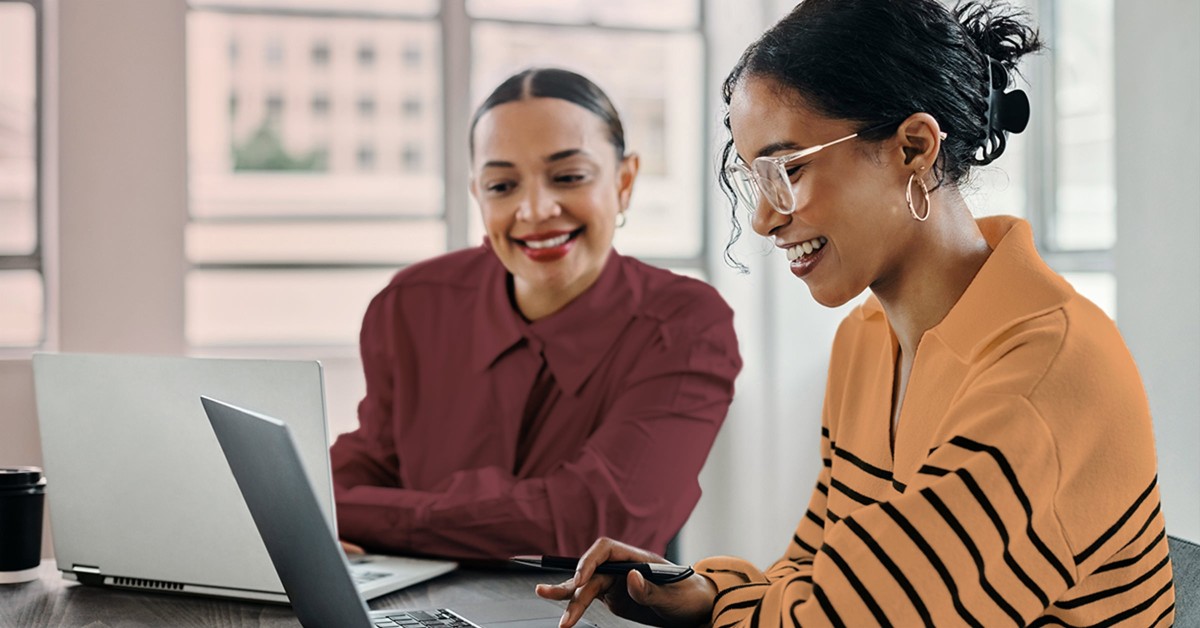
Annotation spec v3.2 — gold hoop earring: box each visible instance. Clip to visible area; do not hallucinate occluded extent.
[906,172,931,222]
[616,211,627,228]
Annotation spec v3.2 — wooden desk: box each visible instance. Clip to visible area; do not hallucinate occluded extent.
[0,560,640,628]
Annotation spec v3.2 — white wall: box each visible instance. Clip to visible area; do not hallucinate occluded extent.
[1114,0,1200,542]
[55,0,188,354]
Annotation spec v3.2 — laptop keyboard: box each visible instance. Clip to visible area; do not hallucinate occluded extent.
[373,609,479,628]
[352,569,390,584]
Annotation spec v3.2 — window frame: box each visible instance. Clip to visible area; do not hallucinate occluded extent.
[0,0,46,348]
[183,0,712,349]
[1026,0,1116,276]
[186,1,448,287]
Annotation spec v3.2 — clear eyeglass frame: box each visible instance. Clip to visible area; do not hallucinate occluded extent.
[726,126,948,215]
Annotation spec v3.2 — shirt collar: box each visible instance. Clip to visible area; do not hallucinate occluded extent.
[531,251,640,395]
[858,216,1074,361]
[472,249,641,395]
[472,246,526,372]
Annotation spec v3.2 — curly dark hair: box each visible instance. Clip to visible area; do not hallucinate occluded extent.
[719,0,1044,271]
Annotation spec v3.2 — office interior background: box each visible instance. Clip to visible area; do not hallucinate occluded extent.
[0,0,1196,565]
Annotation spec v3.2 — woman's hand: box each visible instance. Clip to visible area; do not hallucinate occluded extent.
[535,537,717,628]
[340,540,366,555]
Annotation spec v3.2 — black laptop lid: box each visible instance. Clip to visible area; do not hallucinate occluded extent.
[202,396,371,627]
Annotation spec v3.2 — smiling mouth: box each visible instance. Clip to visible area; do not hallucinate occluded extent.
[785,236,827,261]
[512,226,585,249]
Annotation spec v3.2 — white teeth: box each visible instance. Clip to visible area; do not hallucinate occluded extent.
[525,234,571,249]
[786,237,827,261]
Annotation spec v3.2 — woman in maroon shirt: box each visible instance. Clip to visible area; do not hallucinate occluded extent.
[329,68,742,561]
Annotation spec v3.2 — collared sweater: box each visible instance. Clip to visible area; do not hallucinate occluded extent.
[696,216,1174,627]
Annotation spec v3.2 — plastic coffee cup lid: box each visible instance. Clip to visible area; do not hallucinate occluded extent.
[0,467,45,489]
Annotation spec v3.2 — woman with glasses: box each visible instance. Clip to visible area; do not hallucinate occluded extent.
[329,68,741,561]
[540,0,1173,625]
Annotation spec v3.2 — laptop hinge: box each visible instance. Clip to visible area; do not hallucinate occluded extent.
[71,564,105,586]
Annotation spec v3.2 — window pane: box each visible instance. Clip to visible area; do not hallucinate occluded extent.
[187,219,446,264]
[0,2,37,255]
[187,8,443,347]
[187,12,443,219]
[470,24,704,259]
[187,269,395,346]
[189,0,438,16]
[1054,0,1115,250]
[1061,272,1116,320]
[467,0,698,29]
[0,270,43,346]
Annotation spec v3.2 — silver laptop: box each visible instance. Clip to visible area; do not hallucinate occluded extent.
[32,352,456,602]
[202,396,589,628]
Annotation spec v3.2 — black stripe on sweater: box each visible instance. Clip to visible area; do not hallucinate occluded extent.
[948,436,1076,588]
[1094,581,1176,628]
[746,594,763,628]
[822,543,893,627]
[833,446,893,480]
[1122,503,1164,558]
[812,584,847,628]
[793,533,819,556]
[712,583,769,611]
[917,464,950,477]
[1149,602,1175,627]
[880,501,985,628]
[831,477,876,506]
[702,568,753,584]
[845,517,935,627]
[1094,528,1165,575]
[1028,579,1173,627]
[1074,476,1158,565]
[956,467,1049,607]
[922,488,1025,624]
[718,597,766,615]
[1054,554,1170,609]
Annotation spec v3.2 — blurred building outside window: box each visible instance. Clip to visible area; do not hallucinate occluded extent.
[184,0,705,347]
[0,0,1118,349]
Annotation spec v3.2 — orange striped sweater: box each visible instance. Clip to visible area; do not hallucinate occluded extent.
[695,217,1174,626]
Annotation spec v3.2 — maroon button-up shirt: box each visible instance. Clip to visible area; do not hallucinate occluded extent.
[330,245,741,560]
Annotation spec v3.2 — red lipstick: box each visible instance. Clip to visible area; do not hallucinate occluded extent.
[512,228,582,263]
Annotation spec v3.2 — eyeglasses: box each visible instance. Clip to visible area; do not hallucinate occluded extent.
[725,124,948,215]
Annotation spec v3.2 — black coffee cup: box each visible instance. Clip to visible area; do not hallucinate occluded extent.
[0,467,46,584]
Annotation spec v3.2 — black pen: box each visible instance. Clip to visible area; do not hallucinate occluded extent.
[510,555,694,585]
